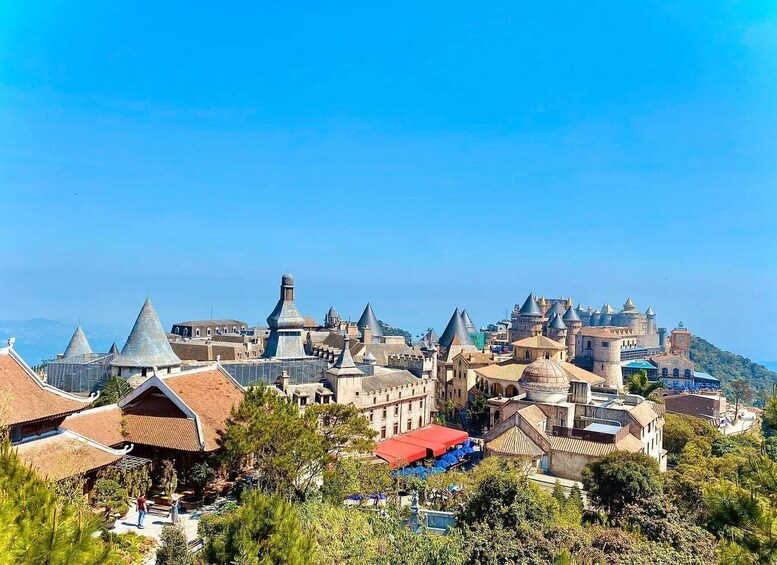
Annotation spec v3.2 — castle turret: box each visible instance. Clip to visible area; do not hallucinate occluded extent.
[324,306,340,329]
[645,306,656,335]
[546,313,567,345]
[263,273,306,358]
[510,294,545,342]
[357,303,383,343]
[63,326,92,359]
[562,305,582,359]
[591,309,602,326]
[600,303,615,326]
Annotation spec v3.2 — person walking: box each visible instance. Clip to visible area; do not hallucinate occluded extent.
[136,493,148,529]
[169,493,180,526]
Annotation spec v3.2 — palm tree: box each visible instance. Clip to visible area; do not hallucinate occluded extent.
[626,369,665,398]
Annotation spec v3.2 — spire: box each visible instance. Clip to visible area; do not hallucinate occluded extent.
[63,326,92,358]
[518,294,542,317]
[623,297,636,310]
[423,328,440,343]
[645,306,655,316]
[329,334,364,377]
[439,308,474,349]
[562,305,581,323]
[109,342,120,355]
[357,304,383,338]
[601,303,615,315]
[264,273,306,358]
[460,309,477,333]
[546,301,566,318]
[565,297,573,308]
[112,298,181,368]
[548,313,567,330]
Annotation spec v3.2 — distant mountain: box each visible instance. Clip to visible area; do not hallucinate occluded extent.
[378,320,413,346]
[691,336,777,405]
[0,318,128,365]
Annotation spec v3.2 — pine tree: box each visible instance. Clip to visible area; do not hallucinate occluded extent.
[156,525,191,565]
[552,479,566,504]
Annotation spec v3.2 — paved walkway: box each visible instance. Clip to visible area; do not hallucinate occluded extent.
[112,497,230,543]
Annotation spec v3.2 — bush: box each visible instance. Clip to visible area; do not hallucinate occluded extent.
[94,479,130,517]
[156,525,191,565]
[189,462,216,499]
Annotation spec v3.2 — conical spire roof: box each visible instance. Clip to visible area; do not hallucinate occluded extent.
[439,308,474,349]
[519,294,542,317]
[623,297,635,310]
[422,328,440,343]
[460,309,477,333]
[601,303,615,315]
[63,326,92,358]
[563,305,581,323]
[357,303,383,338]
[565,297,573,308]
[645,306,655,316]
[329,335,364,377]
[548,313,567,330]
[547,301,566,318]
[112,298,181,368]
[109,342,120,355]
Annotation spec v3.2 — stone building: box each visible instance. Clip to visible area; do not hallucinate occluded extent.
[170,319,248,339]
[111,298,182,386]
[574,327,638,391]
[450,351,494,409]
[435,308,479,408]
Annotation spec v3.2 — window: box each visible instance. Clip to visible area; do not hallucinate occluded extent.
[601,364,604,370]
[167,367,171,374]
[207,327,212,336]
[399,392,402,399]
[393,423,399,435]
[673,368,680,377]
[117,367,122,377]
[394,405,399,416]
[183,328,189,337]
[141,367,147,377]
[662,368,668,377]
[684,369,692,378]
[386,394,389,402]
[544,352,550,359]
[419,416,423,427]
[196,329,201,337]
[407,419,412,431]
[369,411,374,423]
[382,409,387,420]
[373,397,377,404]
[524,350,530,359]
[380,427,386,439]
[586,340,592,350]
[602,341,609,348]
[419,400,423,410]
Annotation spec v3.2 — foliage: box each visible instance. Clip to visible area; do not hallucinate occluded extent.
[94,376,132,407]
[320,456,394,505]
[626,369,665,397]
[94,478,130,517]
[156,525,191,565]
[582,451,662,519]
[199,489,313,565]
[157,460,177,499]
[98,464,152,498]
[102,532,156,565]
[377,320,413,346]
[188,462,216,498]
[0,438,112,564]
[690,335,776,406]
[466,394,489,434]
[221,384,374,500]
[730,378,755,419]
[663,413,719,466]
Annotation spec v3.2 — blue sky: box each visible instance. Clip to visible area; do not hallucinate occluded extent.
[1,2,776,361]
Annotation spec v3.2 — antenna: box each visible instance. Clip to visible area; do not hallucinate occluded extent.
[211,306,213,320]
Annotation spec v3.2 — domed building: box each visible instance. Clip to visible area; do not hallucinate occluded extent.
[518,358,570,403]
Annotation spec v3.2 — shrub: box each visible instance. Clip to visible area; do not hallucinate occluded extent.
[94,479,130,517]
[156,525,191,565]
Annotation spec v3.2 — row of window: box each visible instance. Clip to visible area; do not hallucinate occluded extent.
[379,416,425,439]
[372,387,425,404]
[175,325,247,338]
[369,400,424,422]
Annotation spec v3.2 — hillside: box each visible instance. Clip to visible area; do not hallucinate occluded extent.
[691,336,777,404]
[378,320,413,346]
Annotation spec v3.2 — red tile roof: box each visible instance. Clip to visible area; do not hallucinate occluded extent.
[14,431,122,481]
[62,405,126,447]
[123,393,201,451]
[0,350,89,426]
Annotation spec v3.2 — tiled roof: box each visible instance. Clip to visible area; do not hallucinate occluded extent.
[475,361,527,382]
[14,431,123,481]
[517,404,547,427]
[627,401,659,428]
[123,394,202,451]
[511,335,566,350]
[351,342,413,365]
[549,433,643,457]
[0,349,90,426]
[360,370,419,393]
[62,405,126,447]
[455,351,494,365]
[487,426,544,458]
[558,362,606,384]
[164,367,244,451]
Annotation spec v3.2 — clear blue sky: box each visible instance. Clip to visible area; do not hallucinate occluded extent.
[1,2,776,360]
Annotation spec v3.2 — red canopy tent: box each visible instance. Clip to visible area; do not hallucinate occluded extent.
[374,438,427,467]
[374,424,469,467]
[403,424,469,449]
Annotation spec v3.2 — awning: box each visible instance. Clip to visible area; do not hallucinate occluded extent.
[402,424,469,449]
[374,438,427,467]
[374,425,469,468]
[393,435,447,457]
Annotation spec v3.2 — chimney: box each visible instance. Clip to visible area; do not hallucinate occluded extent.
[362,325,372,344]
[278,370,290,393]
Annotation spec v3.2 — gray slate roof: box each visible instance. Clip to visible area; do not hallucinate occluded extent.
[518,294,542,317]
[357,304,384,337]
[546,301,566,318]
[563,305,581,323]
[360,369,419,393]
[439,308,474,349]
[112,298,182,368]
[645,306,655,316]
[460,309,477,333]
[329,335,364,377]
[109,343,120,355]
[63,326,92,358]
[548,313,567,330]
[264,274,306,358]
[422,328,439,343]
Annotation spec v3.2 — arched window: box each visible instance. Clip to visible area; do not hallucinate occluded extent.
[544,352,550,359]
[684,369,691,378]
[586,340,592,350]
[183,328,189,337]
[207,327,212,336]
[662,368,668,377]
[196,329,201,337]
[673,368,680,377]
[524,350,531,360]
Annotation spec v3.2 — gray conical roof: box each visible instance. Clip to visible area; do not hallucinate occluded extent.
[439,308,474,349]
[460,309,477,333]
[112,298,181,368]
[519,294,542,317]
[423,328,440,343]
[109,342,120,355]
[623,297,636,310]
[357,304,383,337]
[63,326,92,358]
[601,303,615,315]
[645,306,655,316]
[548,313,567,330]
[329,335,364,377]
[546,301,566,318]
[563,305,581,323]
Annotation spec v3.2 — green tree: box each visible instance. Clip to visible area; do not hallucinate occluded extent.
[94,375,132,407]
[582,451,662,519]
[156,525,192,565]
[626,369,665,397]
[0,439,112,564]
[466,395,489,434]
[730,378,754,421]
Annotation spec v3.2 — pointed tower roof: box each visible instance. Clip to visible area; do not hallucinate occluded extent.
[422,328,440,344]
[109,342,120,355]
[548,313,567,330]
[460,309,477,333]
[565,297,573,308]
[519,294,542,317]
[329,335,364,377]
[112,298,181,368]
[357,304,383,338]
[601,303,615,314]
[563,305,581,323]
[328,306,338,317]
[439,308,474,349]
[546,301,566,318]
[645,306,655,316]
[63,326,92,358]
[623,297,635,310]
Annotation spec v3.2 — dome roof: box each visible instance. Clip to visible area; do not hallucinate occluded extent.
[328,306,338,316]
[519,359,569,392]
[282,273,294,286]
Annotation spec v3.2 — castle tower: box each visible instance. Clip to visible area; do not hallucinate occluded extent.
[670,322,691,358]
[439,308,475,350]
[324,306,340,329]
[326,334,364,404]
[510,294,545,342]
[591,309,602,326]
[546,313,567,346]
[600,303,615,326]
[645,306,656,335]
[63,326,92,358]
[460,309,477,334]
[263,273,306,358]
[562,305,582,360]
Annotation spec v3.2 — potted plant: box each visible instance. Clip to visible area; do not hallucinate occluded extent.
[189,462,216,502]
[93,479,129,527]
